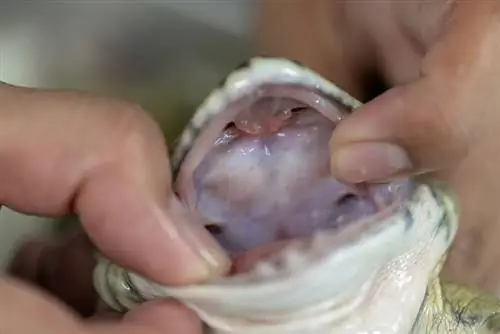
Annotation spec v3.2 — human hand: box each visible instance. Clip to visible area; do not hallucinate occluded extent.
[0,82,230,333]
[257,1,500,294]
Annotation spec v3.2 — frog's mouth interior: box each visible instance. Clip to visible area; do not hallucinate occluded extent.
[176,84,410,276]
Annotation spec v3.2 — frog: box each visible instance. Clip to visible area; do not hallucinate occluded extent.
[92,57,500,334]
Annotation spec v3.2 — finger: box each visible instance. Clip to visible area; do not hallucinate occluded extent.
[329,2,497,183]
[329,79,471,183]
[0,84,229,284]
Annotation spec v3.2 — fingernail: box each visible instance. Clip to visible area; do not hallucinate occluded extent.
[331,142,412,183]
[166,197,231,278]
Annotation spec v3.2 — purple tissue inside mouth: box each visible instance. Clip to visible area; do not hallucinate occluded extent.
[178,84,406,259]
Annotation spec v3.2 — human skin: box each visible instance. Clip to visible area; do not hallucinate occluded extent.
[256,0,500,295]
[0,82,230,333]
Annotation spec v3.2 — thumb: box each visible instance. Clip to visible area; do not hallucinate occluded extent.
[329,78,471,183]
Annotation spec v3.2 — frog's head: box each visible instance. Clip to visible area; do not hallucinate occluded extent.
[99,58,459,333]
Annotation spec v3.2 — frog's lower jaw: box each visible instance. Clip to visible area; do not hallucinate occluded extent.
[94,183,456,334]
[215,213,452,334]
[201,238,448,334]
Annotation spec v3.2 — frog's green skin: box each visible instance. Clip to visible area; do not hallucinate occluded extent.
[93,57,500,334]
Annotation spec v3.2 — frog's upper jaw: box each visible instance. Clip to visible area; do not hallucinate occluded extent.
[171,57,362,176]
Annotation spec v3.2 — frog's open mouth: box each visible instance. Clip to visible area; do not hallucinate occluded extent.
[174,61,411,277]
[91,59,452,329]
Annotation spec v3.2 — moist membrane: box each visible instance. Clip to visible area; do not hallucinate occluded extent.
[192,101,380,253]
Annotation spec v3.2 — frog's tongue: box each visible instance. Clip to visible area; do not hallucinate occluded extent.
[177,86,401,275]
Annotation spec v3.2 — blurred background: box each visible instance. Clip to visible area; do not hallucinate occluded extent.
[0,0,254,269]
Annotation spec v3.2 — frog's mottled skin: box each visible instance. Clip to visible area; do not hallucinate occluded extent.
[414,269,500,333]
[93,57,500,334]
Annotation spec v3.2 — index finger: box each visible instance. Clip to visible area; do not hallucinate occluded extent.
[0,83,229,285]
